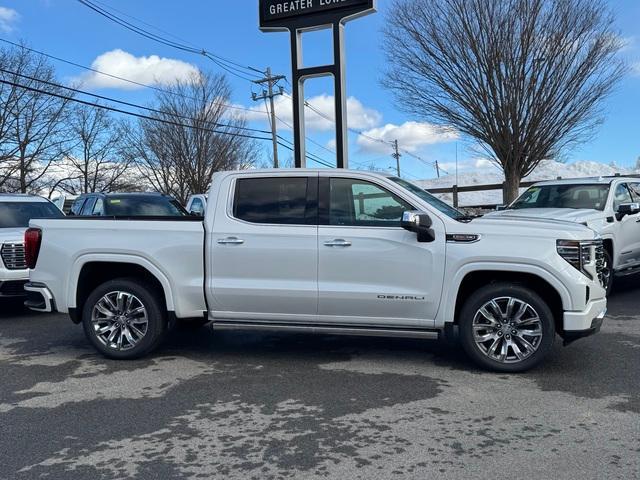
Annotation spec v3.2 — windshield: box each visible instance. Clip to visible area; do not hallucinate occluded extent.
[0,201,63,228]
[104,196,188,217]
[511,184,610,211]
[389,177,466,220]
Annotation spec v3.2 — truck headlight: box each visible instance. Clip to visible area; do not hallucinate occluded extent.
[556,240,602,281]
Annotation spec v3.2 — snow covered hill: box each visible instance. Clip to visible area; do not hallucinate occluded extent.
[416,160,640,206]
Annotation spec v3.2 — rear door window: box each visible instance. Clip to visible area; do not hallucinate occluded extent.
[233,177,315,225]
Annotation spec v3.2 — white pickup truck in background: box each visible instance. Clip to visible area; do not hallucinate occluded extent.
[25,170,607,372]
[488,176,640,294]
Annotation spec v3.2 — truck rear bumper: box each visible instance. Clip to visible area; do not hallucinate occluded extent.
[562,298,606,344]
[24,282,56,313]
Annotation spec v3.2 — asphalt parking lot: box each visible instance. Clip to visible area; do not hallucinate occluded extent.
[1,278,638,480]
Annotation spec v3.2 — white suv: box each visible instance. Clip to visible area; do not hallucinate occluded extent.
[0,194,63,300]
[488,176,640,293]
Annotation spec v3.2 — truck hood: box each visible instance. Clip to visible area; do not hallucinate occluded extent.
[485,208,603,223]
[467,215,598,240]
[0,227,26,244]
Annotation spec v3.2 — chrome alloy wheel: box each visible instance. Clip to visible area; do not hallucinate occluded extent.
[91,291,149,351]
[472,297,543,364]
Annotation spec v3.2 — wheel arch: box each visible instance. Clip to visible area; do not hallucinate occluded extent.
[69,255,174,323]
[445,266,569,334]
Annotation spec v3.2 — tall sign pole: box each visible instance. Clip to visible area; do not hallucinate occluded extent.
[259,0,377,169]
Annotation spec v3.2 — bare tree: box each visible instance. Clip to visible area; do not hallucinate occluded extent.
[59,104,134,194]
[126,72,260,204]
[383,0,626,201]
[0,44,73,193]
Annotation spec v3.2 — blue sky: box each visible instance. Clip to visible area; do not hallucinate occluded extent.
[0,0,638,180]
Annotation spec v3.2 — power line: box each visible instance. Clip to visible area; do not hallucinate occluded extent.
[282,91,443,176]
[0,77,272,142]
[0,67,272,136]
[0,38,270,117]
[76,0,263,82]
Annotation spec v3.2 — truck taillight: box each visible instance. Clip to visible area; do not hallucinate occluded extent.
[24,228,42,269]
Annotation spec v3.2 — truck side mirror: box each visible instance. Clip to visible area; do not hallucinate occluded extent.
[401,211,436,243]
[616,202,640,221]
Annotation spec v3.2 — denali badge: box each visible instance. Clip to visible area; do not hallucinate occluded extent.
[378,295,426,301]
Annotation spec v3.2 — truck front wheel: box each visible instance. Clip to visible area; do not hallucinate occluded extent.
[82,278,167,360]
[458,283,555,372]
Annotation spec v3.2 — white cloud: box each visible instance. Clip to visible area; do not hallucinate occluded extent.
[73,49,200,90]
[0,7,19,33]
[241,94,382,132]
[356,121,458,154]
[633,62,640,77]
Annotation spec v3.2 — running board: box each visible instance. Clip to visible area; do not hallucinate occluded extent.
[614,264,640,277]
[212,321,440,340]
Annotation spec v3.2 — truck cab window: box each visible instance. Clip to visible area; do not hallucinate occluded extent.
[234,177,312,225]
[329,178,412,227]
[80,197,97,216]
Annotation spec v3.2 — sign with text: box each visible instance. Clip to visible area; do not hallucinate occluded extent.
[259,0,375,30]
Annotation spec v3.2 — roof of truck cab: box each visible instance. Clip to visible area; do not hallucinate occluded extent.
[0,194,51,203]
[224,168,395,177]
[532,176,639,187]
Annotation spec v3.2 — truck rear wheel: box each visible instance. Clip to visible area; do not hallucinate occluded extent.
[82,278,166,360]
[458,283,555,372]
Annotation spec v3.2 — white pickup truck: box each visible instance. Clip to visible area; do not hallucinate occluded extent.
[25,170,607,372]
[488,176,640,294]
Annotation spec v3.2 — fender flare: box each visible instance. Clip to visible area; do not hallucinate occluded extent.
[438,262,573,325]
[67,253,175,311]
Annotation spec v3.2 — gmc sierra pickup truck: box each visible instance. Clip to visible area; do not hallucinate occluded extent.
[487,176,640,294]
[25,170,607,372]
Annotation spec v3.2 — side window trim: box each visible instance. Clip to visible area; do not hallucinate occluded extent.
[230,175,319,226]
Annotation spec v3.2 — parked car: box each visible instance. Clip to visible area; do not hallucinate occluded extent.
[0,194,64,301]
[69,192,189,217]
[25,170,607,372]
[186,194,208,216]
[487,176,640,294]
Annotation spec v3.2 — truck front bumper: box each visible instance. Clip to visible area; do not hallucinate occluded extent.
[562,298,606,344]
[24,282,56,313]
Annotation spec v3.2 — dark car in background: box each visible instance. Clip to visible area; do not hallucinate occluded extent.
[70,192,189,217]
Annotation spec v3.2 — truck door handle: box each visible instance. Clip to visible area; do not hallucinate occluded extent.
[217,237,244,245]
[324,239,352,247]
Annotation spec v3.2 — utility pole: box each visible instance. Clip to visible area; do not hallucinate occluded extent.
[392,139,401,177]
[252,67,286,168]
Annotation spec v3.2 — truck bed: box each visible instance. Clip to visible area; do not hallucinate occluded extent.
[29,217,206,318]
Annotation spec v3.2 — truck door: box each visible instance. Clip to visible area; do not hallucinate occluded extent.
[317,175,446,327]
[207,174,318,321]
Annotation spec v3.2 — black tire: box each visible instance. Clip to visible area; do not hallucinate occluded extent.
[603,249,614,296]
[458,283,555,372]
[82,278,166,360]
